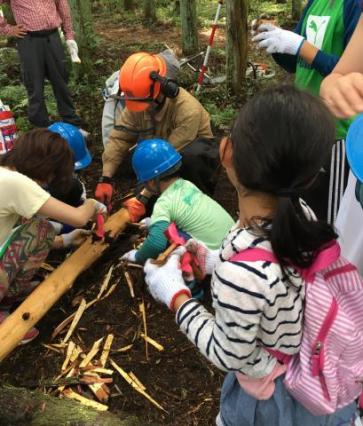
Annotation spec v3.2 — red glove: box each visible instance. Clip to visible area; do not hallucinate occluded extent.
[123,197,146,222]
[95,177,113,205]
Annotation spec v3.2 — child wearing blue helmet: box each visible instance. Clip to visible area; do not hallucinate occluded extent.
[121,138,234,298]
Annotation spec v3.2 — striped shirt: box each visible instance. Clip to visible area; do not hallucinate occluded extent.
[176,224,305,378]
[0,0,74,39]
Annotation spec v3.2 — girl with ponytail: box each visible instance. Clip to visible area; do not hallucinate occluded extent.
[142,85,357,425]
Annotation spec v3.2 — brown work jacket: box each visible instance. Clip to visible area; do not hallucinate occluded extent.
[102,88,214,176]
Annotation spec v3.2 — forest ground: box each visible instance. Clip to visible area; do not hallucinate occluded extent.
[0,2,294,424]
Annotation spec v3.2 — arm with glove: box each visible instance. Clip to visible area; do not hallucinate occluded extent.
[96,109,140,207]
[253,0,361,77]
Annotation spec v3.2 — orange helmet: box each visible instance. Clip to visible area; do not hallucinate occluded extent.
[119,52,167,112]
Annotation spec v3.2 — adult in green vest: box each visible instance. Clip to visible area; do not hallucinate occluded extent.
[253,0,361,224]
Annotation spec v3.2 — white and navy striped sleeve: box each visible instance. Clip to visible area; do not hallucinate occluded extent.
[176,260,277,378]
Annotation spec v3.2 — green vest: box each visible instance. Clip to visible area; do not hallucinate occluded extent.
[295,0,352,139]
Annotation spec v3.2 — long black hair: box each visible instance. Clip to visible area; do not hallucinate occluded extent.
[230,85,337,269]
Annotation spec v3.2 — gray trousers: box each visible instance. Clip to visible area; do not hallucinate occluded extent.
[17,30,81,127]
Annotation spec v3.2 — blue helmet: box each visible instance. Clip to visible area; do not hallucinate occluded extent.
[346,114,363,182]
[48,122,92,171]
[132,138,182,182]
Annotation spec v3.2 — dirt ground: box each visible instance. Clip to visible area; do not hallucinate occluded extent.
[0,12,244,426]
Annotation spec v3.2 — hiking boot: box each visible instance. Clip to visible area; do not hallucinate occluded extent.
[0,310,39,344]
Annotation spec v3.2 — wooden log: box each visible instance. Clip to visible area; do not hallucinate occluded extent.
[0,208,130,361]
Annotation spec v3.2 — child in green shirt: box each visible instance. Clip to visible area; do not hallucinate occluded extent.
[121,138,234,298]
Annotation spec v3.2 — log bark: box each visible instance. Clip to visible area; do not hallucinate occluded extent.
[0,385,143,426]
[226,0,248,96]
[0,208,130,361]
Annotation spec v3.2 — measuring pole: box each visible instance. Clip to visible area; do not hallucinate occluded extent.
[196,0,224,94]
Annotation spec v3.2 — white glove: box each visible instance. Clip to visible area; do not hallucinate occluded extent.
[185,239,219,278]
[66,40,81,63]
[121,249,138,263]
[139,217,151,229]
[94,201,107,215]
[62,229,91,248]
[253,24,304,55]
[144,247,191,310]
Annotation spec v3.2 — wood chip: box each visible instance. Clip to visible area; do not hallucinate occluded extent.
[61,341,75,371]
[100,283,117,300]
[79,338,104,368]
[63,388,108,411]
[42,343,63,354]
[110,359,166,412]
[84,367,113,375]
[140,333,164,352]
[97,265,114,300]
[63,299,87,344]
[124,262,143,269]
[40,262,55,272]
[100,334,114,367]
[129,372,146,391]
[139,301,148,360]
[113,344,133,353]
[123,269,135,298]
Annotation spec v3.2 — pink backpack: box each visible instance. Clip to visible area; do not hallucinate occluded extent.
[232,242,363,416]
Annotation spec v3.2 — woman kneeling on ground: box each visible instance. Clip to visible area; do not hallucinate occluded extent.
[0,129,106,344]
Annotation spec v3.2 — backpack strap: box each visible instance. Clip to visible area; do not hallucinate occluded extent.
[230,248,278,264]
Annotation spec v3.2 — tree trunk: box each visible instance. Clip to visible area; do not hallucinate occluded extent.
[68,0,97,75]
[124,0,135,10]
[226,0,248,96]
[291,0,302,21]
[143,0,156,23]
[173,0,180,15]
[180,0,199,55]
[0,385,143,426]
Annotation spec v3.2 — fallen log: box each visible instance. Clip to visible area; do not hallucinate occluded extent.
[0,385,143,426]
[0,208,130,361]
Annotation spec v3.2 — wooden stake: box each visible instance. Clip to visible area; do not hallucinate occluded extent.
[100,334,114,367]
[110,359,166,412]
[0,208,130,361]
[97,266,114,300]
[63,389,108,411]
[79,338,104,368]
[140,333,164,352]
[151,243,178,266]
[61,341,76,371]
[123,269,135,298]
[139,301,148,360]
[63,299,87,344]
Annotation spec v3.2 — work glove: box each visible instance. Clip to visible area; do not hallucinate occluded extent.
[123,197,146,223]
[144,247,191,310]
[121,249,138,263]
[95,177,113,206]
[139,217,151,229]
[185,239,220,279]
[61,229,92,248]
[66,40,81,63]
[253,24,304,55]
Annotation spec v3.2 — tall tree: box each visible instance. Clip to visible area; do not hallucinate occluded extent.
[68,0,96,74]
[180,0,199,55]
[292,0,302,21]
[226,0,248,96]
[143,0,157,23]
